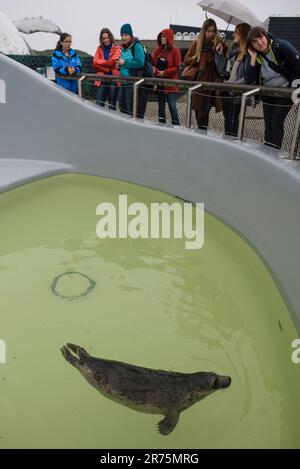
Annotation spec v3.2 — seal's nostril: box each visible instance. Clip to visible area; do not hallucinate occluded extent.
[225,376,232,387]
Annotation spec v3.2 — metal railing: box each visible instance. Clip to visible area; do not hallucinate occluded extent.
[58,73,300,160]
[133,79,145,119]
[186,84,202,128]
[237,88,260,141]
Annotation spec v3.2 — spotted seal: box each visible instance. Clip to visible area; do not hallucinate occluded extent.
[61,343,231,435]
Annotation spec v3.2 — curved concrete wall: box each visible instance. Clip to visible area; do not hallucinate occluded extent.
[1,54,300,331]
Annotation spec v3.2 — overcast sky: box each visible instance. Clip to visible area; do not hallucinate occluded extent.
[0,0,299,54]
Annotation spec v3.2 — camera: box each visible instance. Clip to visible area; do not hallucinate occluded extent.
[156,57,168,71]
[220,71,230,81]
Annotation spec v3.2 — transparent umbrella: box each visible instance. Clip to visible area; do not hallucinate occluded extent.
[197,0,263,27]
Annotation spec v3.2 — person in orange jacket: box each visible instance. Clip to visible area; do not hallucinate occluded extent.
[152,28,181,126]
[93,28,121,110]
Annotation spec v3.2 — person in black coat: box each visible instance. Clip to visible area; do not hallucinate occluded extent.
[245,26,300,149]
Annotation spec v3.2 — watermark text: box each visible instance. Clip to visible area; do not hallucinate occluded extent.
[291,339,300,364]
[0,339,6,364]
[96,195,204,250]
[0,79,6,104]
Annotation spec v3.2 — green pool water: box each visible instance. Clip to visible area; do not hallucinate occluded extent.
[0,174,299,449]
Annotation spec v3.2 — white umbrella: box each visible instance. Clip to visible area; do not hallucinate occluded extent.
[197,0,263,27]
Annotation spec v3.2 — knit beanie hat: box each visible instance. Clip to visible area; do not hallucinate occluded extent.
[120,23,133,36]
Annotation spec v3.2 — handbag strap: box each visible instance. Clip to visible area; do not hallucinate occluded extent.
[258,52,289,80]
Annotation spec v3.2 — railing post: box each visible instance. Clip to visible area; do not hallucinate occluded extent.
[237,88,260,141]
[289,103,300,160]
[186,84,202,128]
[78,75,86,99]
[133,79,145,119]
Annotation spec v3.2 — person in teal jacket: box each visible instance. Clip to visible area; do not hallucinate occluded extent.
[52,33,82,94]
[117,23,145,116]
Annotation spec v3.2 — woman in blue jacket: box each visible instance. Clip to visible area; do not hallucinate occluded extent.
[117,23,145,116]
[52,33,82,94]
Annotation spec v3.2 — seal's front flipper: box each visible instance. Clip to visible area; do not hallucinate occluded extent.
[157,411,180,436]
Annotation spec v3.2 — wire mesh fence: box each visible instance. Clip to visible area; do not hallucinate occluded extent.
[78,76,300,158]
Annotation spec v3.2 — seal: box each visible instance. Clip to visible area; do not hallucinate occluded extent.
[61,343,231,435]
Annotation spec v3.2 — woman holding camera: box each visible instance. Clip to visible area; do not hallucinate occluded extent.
[215,23,251,137]
[117,23,145,116]
[183,18,225,130]
[152,28,181,126]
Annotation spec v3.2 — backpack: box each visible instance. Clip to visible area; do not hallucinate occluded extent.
[130,41,154,78]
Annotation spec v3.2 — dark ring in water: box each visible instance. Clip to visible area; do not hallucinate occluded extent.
[50,272,96,301]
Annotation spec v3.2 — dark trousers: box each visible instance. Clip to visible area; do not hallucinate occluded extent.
[262,97,292,149]
[96,82,118,110]
[195,111,209,130]
[157,91,180,126]
[221,93,241,137]
[137,87,149,119]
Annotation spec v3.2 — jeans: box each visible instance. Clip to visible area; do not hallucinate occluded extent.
[96,82,118,110]
[262,96,292,149]
[157,91,180,126]
[119,84,133,116]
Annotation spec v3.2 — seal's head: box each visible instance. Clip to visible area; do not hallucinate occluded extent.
[61,343,90,369]
[191,372,231,393]
[61,343,104,390]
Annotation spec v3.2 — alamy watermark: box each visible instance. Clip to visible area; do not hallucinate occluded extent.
[0,79,6,104]
[291,339,300,364]
[292,79,300,105]
[96,195,204,250]
[0,339,6,364]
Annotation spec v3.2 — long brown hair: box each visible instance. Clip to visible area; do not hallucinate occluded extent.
[99,28,115,45]
[235,23,251,60]
[56,33,71,51]
[192,19,218,63]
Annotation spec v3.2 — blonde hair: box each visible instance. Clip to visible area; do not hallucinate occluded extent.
[192,18,218,63]
[235,23,251,60]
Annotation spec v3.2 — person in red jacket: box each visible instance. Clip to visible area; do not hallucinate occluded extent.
[153,28,181,126]
[93,28,121,110]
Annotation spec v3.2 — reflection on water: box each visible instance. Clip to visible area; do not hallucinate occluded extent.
[0,174,299,449]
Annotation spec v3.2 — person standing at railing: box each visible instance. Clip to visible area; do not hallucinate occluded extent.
[215,23,251,137]
[52,33,82,94]
[117,23,145,116]
[152,28,181,126]
[245,27,300,149]
[183,19,225,130]
[93,28,121,110]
